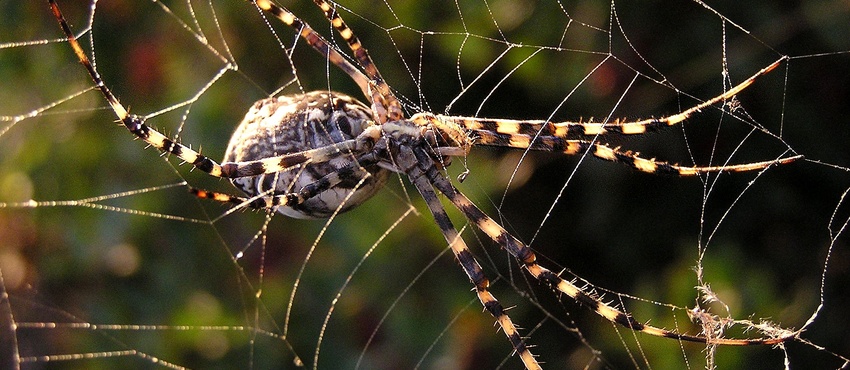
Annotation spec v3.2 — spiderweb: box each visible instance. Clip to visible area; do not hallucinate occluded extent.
[2,0,849,368]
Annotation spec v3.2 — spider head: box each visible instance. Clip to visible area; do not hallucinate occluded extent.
[410,113,472,163]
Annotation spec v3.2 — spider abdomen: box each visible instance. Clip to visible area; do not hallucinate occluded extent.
[224,91,388,219]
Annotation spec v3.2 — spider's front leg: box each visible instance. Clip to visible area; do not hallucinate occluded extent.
[446,57,786,139]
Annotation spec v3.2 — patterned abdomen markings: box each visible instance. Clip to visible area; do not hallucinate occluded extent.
[224,91,388,219]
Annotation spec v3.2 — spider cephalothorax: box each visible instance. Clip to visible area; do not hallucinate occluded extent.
[224,91,466,218]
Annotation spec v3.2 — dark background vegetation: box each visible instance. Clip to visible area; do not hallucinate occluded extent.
[1,0,849,368]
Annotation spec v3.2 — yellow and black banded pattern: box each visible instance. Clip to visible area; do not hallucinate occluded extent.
[50,0,387,183]
[443,57,784,138]
[403,145,540,370]
[472,130,802,175]
[415,146,796,346]
[49,0,225,176]
[309,0,405,122]
[431,57,801,176]
[189,188,282,209]
[190,152,380,213]
[253,0,404,123]
[252,0,371,101]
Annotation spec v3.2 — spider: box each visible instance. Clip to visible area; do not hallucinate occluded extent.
[49,0,802,368]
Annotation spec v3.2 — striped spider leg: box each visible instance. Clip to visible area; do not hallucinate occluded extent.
[247,1,802,368]
[50,0,802,369]
[437,57,802,176]
[49,0,391,218]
